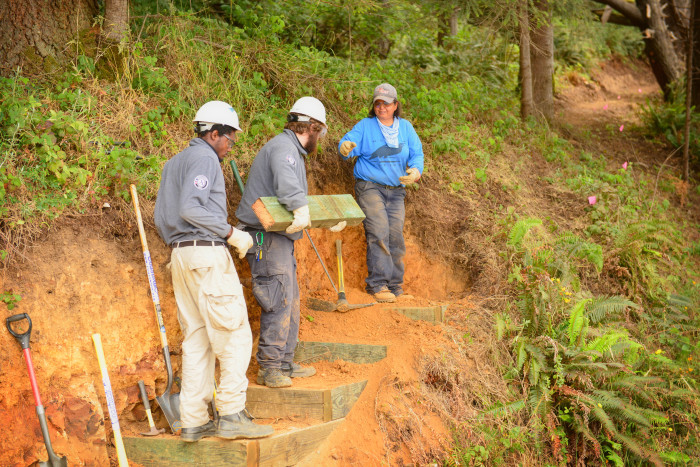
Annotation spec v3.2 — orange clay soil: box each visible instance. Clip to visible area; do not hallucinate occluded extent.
[0,210,467,466]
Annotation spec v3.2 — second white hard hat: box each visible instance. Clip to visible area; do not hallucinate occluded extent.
[193,101,242,132]
[289,96,326,125]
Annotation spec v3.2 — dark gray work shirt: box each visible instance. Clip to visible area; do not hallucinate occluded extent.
[235,129,308,241]
[154,138,231,246]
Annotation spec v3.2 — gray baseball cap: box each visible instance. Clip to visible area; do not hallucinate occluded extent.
[373,83,397,104]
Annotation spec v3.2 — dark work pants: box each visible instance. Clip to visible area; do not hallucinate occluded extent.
[354,179,407,295]
[245,231,299,370]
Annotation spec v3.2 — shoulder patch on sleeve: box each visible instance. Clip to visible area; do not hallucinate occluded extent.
[193,175,209,190]
[286,154,296,166]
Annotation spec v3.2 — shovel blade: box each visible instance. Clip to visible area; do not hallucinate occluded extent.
[346,302,376,310]
[38,454,67,467]
[156,391,182,434]
[307,297,337,312]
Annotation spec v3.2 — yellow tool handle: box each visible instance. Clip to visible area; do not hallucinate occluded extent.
[336,239,345,294]
[93,334,129,467]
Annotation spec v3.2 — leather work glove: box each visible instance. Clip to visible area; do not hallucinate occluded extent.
[227,228,254,259]
[398,167,421,185]
[339,141,357,158]
[286,205,311,234]
[329,221,346,233]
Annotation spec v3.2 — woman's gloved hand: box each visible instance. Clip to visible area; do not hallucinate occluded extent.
[227,228,254,258]
[286,205,311,234]
[399,167,420,185]
[339,141,357,157]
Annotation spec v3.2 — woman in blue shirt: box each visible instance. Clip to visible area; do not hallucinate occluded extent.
[338,83,424,303]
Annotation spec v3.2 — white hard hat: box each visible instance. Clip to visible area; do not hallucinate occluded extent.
[289,96,326,125]
[193,100,242,132]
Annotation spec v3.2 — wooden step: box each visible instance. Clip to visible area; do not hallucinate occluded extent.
[253,194,365,231]
[294,341,387,364]
[123,418,343,466]
[246,380,367,421]
[390,305,447,323]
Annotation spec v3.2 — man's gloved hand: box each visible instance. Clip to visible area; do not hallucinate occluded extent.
[227,228,254,259]
[398,167,421,185]
[329,221,346,233]
[339,141,357,158]
[286,205,311,234]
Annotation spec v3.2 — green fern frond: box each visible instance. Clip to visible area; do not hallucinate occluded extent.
[485,399,527,417]
[587,295,640,324]
[568,298,591,347]
[507,217,542,249]
[558,232,604,272]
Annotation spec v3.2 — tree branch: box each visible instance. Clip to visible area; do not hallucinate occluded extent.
[591,0,645,27]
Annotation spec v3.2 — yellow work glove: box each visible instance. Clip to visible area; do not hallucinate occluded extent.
[286,205,311,234]
[339,141,357,157]
[329,221,346,233]
[398,167,421,185]
[227,228,254,258]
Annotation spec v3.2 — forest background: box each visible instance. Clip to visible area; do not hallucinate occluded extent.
[1,0,699,465]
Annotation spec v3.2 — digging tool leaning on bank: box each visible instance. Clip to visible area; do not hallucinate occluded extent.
[235,96,346,389]
[338,83,424,303]
[154,100,273,442]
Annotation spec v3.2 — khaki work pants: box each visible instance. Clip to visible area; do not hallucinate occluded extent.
[169,245,251,428]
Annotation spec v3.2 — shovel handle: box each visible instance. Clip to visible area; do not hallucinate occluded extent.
[336,239,346,298]
[6,313,32,349]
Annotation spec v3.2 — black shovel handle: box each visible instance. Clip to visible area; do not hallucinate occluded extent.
[6,313,32,349]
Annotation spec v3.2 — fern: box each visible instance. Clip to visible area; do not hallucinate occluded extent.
[507,217,542,249]
[568,298,591,347]
[558,232,604,272]
[587,295,640,324]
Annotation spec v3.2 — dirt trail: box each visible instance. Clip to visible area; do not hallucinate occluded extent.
[0,58,673,466]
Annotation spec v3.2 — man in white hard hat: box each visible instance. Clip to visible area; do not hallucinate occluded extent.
[235,96,345,388]
[154,101,273,441]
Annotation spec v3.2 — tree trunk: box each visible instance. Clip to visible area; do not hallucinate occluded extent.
[637,0,683,98]
[0,0,98,76]
[530,0,554,121]
[520,0,534,119]
[594,0,685,99]
[692,0,700,109]
[437,11,449,47]
[104,0,130,42]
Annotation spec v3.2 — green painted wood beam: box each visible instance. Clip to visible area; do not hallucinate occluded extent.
[123,419,344,466]
[391,305,447,323]
[252,194,365,231]
[294,341,387,364]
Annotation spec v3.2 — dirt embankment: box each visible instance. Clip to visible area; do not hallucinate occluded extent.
[1,57,688,466]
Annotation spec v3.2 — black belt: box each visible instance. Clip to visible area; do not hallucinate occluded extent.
[366,180,401,189]
[172,240,226,248]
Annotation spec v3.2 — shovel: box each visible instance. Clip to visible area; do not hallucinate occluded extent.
[137,381,165,436]
[130,184,181,433]
[6,313,68,467]
[307,239,375,313]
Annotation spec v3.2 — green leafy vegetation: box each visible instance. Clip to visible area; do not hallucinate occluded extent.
[1,0,698,464]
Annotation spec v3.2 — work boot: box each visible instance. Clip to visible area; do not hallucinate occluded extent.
[180,420,216,442]
[216,409,274,440]
[281,362,316,378]
[256,368,292,388]
[373,287,396,303]
[395,293,414,301]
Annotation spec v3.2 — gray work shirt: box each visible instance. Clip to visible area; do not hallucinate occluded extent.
[154,138,231,246]
[235,129,308,241]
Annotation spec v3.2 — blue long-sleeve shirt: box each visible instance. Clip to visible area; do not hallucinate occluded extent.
[338,117,424,187]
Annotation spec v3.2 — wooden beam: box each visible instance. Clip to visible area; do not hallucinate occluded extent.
[123,419,344,466]
[122,435,248,466]
[246,380,368,422]
[252,194,365,232]
[391,305,447,323]
[258,419,343,466]
[294,341,387,364]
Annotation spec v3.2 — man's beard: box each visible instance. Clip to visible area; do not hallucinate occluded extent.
[303,131,320,154]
